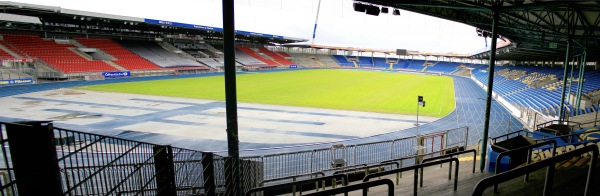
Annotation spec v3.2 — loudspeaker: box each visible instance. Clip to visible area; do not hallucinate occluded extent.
[482,31,489,37]
[393,9,401,15]
[381,7,389,14]
[365,5,380,16]
[353,3,367,12]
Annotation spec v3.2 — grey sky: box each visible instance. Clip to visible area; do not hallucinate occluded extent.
[13,0,489,54]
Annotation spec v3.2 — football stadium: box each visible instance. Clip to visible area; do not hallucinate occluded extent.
[0,0,600,195]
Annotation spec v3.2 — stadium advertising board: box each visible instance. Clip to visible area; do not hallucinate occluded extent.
[102,71,130,78]
[290,65,298,68]
[1,58,33,62]
[531,140,600,161]
[0,78,33,85]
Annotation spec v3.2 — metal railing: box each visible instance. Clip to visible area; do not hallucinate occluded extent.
[490,129,532,143]
[534,129,600,143]
[245,173,348,196]
[1,121,472,195]
[493,140,557,192]
[0,121,239,196]
[472,145,598,196]
[304,179,394,196]
[0,123,17,196]
[420,149,477,187]
[240,126,469,183]
[363,158,459,196]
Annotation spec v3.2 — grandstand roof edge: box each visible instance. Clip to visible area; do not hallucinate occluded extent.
[282,43,472,58]
[0,1,308,43]
[143,18,307,42]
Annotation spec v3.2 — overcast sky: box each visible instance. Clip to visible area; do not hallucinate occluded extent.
[14,0,489,54]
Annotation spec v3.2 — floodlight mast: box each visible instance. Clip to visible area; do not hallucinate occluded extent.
[311,0,322,45]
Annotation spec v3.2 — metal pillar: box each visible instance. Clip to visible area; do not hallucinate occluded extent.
[153,145,176,196]
[222,0,241,195]
[311,0,322,45]
[6,122,63,196]
[558,39,572,122]
[567,57,576,106]
[480,10,499,173]
[575,51,587,113]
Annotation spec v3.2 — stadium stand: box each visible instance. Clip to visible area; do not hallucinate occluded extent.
[233,47,266,66]
[287,53,317,67]
[0,38,28,58]
[406,59,427,71]
[312,54,339,67]
[236,46,279,66]
[276,51,291,58]
[332,55,354,66]
[117,40,207,68]
[198,58,223,69]
[74,38,162,70]
[426,61,462,73]
[0,45,15,60]
[258,47,295,65]
[2,34,119,73]
[473,65,600,117]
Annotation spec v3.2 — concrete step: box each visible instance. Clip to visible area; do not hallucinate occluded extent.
[103,60,128,71]
[68,47,94,60]
[0,42,21,58]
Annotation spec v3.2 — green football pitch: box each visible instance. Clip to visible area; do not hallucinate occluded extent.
[78,69,455,117]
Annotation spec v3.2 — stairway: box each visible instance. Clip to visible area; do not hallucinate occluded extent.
[68,48,94,60]
[156,41,199,61]
[0,42,21,58]
[389,63,394,70]
[314,59,325,67]
[353,61,359,68]
[402,60,412,69]
[103,60,128,71]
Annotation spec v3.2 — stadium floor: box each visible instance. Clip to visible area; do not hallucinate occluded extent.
[0,70,524,155]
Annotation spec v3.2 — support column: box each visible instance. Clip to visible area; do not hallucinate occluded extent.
[575,50,587,112]
[567,57,576,106]
[222,0,241,195]
[6,121,63,196]
[153,145,176,196]
[480,10,500,173]
[201,153,215,195]
[559,39,572,122]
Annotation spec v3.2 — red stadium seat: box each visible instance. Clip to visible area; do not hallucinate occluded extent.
[2,34,119,73]
[74,38,162,71]
[236,46,280,66]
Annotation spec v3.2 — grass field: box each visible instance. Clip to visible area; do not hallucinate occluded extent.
[78,69,455,117]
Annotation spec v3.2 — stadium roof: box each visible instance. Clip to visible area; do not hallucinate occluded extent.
[356,0,600,61]
[0,1,308,44]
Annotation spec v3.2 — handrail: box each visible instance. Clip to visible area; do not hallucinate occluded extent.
[116,186,202,196]
[493,140,556,192]
[245,173,348,196]
[494,140,556,174]
[420,149,477,187]
[491,129,529,143]
[533,129,600,142]
[304,179,394,196]
[333,161,400,185]
[422,149,476,172]
[332,162,399,175]
[472,145,598,196]
[259,171,325,185]
[364,158,459,196]
[574,119,600,128]
[536,120,583,129]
